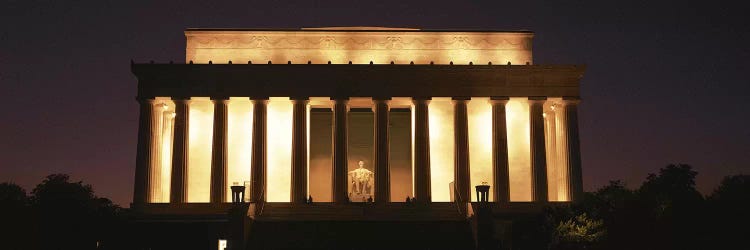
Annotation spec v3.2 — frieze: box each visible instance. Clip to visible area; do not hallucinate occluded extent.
[187,33,532,51]
[185,29,534,65]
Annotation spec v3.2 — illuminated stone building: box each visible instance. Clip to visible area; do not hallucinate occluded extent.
[129,27,585,249]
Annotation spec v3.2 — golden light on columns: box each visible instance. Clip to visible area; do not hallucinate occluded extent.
[545,98,570,201]
[411,102,416,197]
[187,97,214,202]
[266,97,293,202]
[227,97,253,202]
[306,103,311,199]
[427,98,454,202]
[505,98,532,201]
[149,98,175,203]
[467,97,493,202]
[158,105,175,203]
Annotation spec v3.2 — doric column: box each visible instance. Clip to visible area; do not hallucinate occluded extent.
[332,98,349,203]
[452,97,470,203]
[490,97,510,204]
[373,98,391,203]
[291,97,309,203]
[250,98,268,202]
[563,97,583,202]
[170,98,190,203]
[412,97,431,202]
[210,97,229,203]
[133,98,155,205]
[529,97,548,202]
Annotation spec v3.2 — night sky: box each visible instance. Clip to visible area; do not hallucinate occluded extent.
[2,1,748,207]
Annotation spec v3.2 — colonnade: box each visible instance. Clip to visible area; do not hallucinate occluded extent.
[132,96,583,205]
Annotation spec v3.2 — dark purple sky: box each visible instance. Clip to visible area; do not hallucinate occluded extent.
[1,1,748,207]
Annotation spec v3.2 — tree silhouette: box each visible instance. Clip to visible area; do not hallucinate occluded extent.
[707,174,750,249]
[709,174,750,203]
[31,174,120,249]
[575,180,650,250]
[639,164,703,212]
[0,183,32,250]
[637,164,706,250]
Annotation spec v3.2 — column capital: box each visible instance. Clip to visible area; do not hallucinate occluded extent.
[171,96,192,101]
[291,98,310,106]
[210,96,230,101]
[210,99,230,105]
[489,96,510,105]
[451,97,470,106]
[331,98,350,112]
[250,97,269,105]
[135,97,156,104]
[562,96,581,105]
[290,96,310,101]
[528,96,547,104]
[171,98,191,107]
[372,96,392,101]
[412,97,431,105]
[371,99,390,112]
[330,97,350,101]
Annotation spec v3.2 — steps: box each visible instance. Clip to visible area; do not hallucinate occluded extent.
[247,219,474,250]
[257,202,465,221]
[245,203,474,249]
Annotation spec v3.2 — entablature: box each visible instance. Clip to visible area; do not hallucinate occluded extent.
[131,63,585,99]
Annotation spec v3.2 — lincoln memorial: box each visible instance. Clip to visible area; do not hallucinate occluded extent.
[129,27,585,249]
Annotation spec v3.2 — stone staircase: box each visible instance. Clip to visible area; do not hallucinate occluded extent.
[257,202,465,221]
[245,202,475,249]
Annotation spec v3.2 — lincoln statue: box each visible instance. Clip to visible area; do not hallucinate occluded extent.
[349,160,374,200]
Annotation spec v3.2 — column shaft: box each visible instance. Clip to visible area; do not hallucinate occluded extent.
[134,98,155,205]
[148,106,162,202]
[251,98,268,202]
[564,97,583,202]
[413,98,431,202]
[210,98,229,203]
[529,97,549,202]
[453,98,470,203]
[332,98,349,203]
[373,98,391,203]
[291,98,309,203]
[170,98,190,203]
[491,97,510,204]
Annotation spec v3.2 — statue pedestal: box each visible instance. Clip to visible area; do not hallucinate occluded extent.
[349,193,371,202]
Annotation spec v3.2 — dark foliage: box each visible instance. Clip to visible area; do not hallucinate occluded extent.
[0,183,32,250]
[1,167,748,249]
[706,174,750,249]
[540,164,747,250]
[0,174,122,250]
